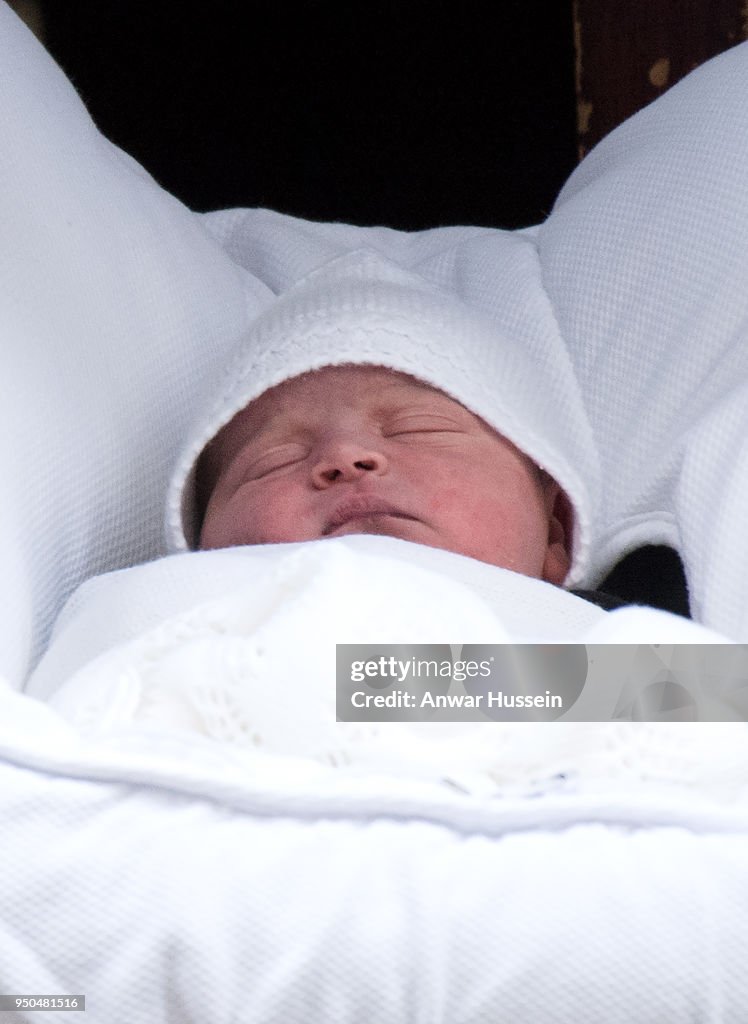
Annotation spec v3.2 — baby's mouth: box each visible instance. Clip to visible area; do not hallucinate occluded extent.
[321,497,419,536]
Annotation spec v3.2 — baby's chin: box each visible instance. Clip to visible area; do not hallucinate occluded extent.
[321,520,545,579]
[319,516,479,565]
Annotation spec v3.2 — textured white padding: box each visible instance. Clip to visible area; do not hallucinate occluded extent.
[0,3,272,687]
[1,684,748,1023]
[539,41,748,638]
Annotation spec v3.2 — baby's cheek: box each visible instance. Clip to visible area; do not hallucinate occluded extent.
[198,507,229,549]
[203,493,265,548]
[425,484,492,547]
[426,482,463,515]
[237,503,287,545]
[239,494,322,545]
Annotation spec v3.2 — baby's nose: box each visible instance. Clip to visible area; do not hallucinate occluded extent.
[311,440,388,487]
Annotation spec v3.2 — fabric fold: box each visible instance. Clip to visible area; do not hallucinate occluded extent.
[540,40,748,636]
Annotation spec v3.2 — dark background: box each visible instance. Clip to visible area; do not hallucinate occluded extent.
[35,0,579,230]
[30,0,748,228]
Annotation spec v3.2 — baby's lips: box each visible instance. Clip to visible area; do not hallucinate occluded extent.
[322,496,419,536]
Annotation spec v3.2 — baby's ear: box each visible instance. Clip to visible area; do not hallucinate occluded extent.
[540,476,573,586]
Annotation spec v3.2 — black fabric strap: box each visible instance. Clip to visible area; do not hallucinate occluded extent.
[569,588,631,611]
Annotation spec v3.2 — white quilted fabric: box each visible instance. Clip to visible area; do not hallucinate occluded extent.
[0,3,272,687]
[538,41,748,637]
[2,681,748,1023]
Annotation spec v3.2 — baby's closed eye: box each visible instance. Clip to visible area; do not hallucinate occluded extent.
[243,443,309,480]
[383,414,467,438]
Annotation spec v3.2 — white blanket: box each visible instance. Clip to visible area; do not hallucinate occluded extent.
[8,537,748,1020]
[27,536,739,800]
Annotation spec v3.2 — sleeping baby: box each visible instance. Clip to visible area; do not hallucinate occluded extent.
[167,248,627,611]
[25,248,729,793]
[167,247,598,587]
[195,363,573,588]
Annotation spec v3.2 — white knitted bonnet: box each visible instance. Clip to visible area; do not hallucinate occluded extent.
[165,248,598,586]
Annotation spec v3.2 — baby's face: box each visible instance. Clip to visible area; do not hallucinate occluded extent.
[198,366,571,583]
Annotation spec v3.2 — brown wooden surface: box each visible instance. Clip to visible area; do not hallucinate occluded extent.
[573,0,748,157]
